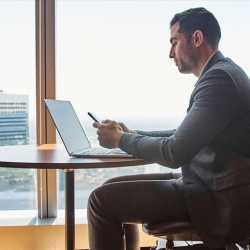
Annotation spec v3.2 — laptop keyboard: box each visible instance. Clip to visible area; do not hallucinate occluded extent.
[83,147,116,155]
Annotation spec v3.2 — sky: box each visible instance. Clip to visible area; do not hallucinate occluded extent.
[1,0,250,125]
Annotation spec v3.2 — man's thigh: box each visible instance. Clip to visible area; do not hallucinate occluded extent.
[89,176,189,224]
[103,172,182,185]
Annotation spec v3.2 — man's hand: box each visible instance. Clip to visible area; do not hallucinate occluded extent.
[93,120,125,148]
[118,122,137,134]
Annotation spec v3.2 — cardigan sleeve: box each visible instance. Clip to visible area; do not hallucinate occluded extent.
[136,129,176,137]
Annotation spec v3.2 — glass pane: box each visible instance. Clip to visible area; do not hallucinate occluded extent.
[56,1,250,209]
[0,1,37,211]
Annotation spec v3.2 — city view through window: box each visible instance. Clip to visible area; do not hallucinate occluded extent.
[0,95,37,211]
[0,1,37,211]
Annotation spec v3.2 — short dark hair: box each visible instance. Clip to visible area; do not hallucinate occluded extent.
[170,7,221,48]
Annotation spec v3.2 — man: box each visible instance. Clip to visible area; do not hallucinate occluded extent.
[87,8,250,250]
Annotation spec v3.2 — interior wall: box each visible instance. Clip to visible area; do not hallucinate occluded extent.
[0,224,156,250]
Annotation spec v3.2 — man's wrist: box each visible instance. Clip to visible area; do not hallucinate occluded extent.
[114,132,125,148]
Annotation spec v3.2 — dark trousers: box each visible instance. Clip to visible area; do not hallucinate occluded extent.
[87,172,190,250]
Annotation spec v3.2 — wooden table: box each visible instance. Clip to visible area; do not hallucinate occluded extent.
[0,144,147,250]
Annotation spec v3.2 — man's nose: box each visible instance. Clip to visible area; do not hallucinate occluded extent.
[169,49,174,59]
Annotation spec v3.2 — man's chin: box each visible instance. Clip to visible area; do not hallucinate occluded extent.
[178,67,185,73]
[178,67,192,74]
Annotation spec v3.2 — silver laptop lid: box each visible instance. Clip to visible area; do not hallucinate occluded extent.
[44,99,91,155]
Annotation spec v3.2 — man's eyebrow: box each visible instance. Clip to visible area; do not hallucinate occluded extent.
[170,38,177,44]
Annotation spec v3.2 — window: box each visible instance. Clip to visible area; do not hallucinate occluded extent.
[55,1,250,212]
[0,0,37,212]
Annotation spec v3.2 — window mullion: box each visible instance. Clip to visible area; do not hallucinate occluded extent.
[36,0,57,218]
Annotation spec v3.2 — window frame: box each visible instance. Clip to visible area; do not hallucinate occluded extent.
[36,0,57,218]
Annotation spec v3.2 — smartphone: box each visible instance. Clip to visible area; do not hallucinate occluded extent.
[88,112,102,123]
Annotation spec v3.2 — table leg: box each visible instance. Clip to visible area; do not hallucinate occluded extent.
[65,169,75,250]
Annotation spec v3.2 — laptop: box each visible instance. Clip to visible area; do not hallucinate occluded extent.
[44,99,133,158]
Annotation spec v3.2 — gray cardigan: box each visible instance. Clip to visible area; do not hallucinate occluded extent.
[120,51,250,247]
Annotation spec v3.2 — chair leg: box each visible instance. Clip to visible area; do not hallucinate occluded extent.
[166,240,174,250]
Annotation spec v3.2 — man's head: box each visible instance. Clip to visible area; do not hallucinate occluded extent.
[169,8,221,76]
[170,8,221,49]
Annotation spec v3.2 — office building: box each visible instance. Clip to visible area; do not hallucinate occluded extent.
[0,90,29,146]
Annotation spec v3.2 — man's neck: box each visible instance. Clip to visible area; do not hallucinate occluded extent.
[193,48,218,78]
[199,51,217,77]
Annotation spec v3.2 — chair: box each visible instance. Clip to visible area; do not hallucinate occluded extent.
[142,219,204,250]
[142,220,246,250]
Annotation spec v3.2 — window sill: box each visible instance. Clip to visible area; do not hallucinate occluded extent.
[0,209,87,227]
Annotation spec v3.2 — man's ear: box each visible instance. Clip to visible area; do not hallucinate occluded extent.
[192,30,203,47]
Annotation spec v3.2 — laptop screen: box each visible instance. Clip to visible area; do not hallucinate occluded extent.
[44,99,91,155]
